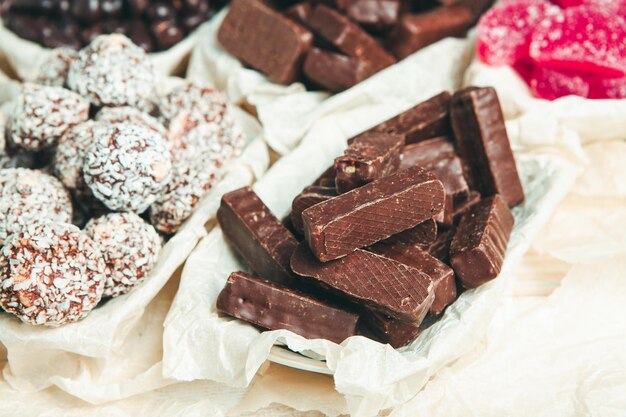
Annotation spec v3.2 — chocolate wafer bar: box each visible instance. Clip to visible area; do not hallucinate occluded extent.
[359,311,421,348]
[303,48,375,93]
[291,185,337,235]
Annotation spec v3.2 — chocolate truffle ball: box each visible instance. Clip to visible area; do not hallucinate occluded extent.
[84,212,161,297]
[8,83,90,151]
[95,106,167,138]
[84,123,172,213]
[0,222,106,326]
[0,168,73,245]
[67,34,157,110]
[34,47,78,87]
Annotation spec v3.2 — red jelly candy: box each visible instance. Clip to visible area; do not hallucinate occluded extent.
[477,0,561,66]
[551,0,621,9]
[530,66,591,99]
[530,6,626,77]
[589,76,626,99]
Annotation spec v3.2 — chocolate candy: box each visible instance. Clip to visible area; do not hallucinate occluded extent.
[313,165,337,187]
[302,165,445,261]
[359,311,421,348]
[308,5,396,73]
[291,243,434,322]
[217,271,359,344]
[285,2,313,25]
[450,195,514,289]
[218,0,313,84]
[451,87,525,207]
[424,226,455,262]
[346,0,401,31]
[379,218,437,249]
[438,0,494,17]
[291,185,337,235]
[303,48,374,93]
[359,92,452,145]
[217,187,299,286]
[387,6,473,60]
[371,240,456,314]
[334,133,403,193]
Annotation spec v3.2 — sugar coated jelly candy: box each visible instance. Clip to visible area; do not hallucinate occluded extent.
[530,65,591,99]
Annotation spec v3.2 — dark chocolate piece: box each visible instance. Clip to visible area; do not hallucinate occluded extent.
[357,92,452,145]
[370,240,456,314]
[217,271,359,344]
[450,87,525,207]
[303,48,375,93]
[218,0,313,84]
[450,195,514,289]
[313,165,337,186]
[346,0,401,31]
[217,187,299,286]
[334,133,404,193]
[291,243,434,322]
[380,218,437,248]
[291,185,337,235]
[302,166,445,261]
[452,190,481,223]
[308,5,396,73]
[425,226,455,262]
[387,6,473,60]
[359,311,421,348]
[284,2,312,25]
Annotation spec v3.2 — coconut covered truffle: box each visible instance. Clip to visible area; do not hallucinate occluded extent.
[34,47,78,87]
[84,123,172,213]
[95,106,167,138]
[67,34,157,110]
[0,168,73,245]
[8,83,89,151]
[0,222,106,326]
[84,212,161,298]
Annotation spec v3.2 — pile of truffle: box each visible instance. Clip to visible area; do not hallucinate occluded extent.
[0,34,242,326]
[1,0,225,52]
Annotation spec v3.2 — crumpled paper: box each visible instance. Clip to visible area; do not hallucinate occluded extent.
[186,9,474,154]
[0,76,271,402]
[0,20,201,81]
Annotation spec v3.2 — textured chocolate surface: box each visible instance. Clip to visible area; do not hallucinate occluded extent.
[450,195,514,289]
[291,243,434,322]
[308,5,396,73]
[359,311,421,348]
[380,218,437,248]
[346,0,401,31]
[217,271,359,344]
[359,92,452,145]
[303,48,375,93]
[371,240,456,314]
[335,133,404,193]
[387,6,473,60]
[217,187,299,286]
[218,0,313,84]
[291,185,337,235]
[302,165,445,261]
[451,87,525,207]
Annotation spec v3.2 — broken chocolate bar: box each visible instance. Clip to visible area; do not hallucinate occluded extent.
[380,218,437,248]
[387,6,473,60]
[308,5,396,72]
[218,0,313,84]
[371,240,456,314]
[334,132,404,193]
[303,48,375,93]
[346,0,401,31]
[450,195,514,289]
[291,243,434,322]
[302,165,445,261]
[358,92,452,145]
[291,185,337,235]
[359,311,421,348]
[217,271,359,344]
[450,87,525,207]
[217,187,299,286]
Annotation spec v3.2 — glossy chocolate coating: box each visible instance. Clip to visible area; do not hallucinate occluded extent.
[308,5,396,73]
[450,195,514,289]
[387,6,473,60]
[359,310,421,348]
[379,218,437,248]
[302,165,445,262]
[450,87,525,207]
[218,0,313,84]
[334,132,403,193]
[216,271,359,344]
[346,0,400,31]
[303,48,374,93]
[291,185,337,236]
[371,239,456,314]
[217,187,299,286]
[291,243,434,322]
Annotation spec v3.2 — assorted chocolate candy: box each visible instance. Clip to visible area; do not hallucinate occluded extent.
[216,86,524,347]
[0,0,225,52]
[218,0,494,92]
[0,34,243,326]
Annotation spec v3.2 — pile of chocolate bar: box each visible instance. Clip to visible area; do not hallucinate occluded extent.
[217,0,493,92]
[215,86,524,348]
